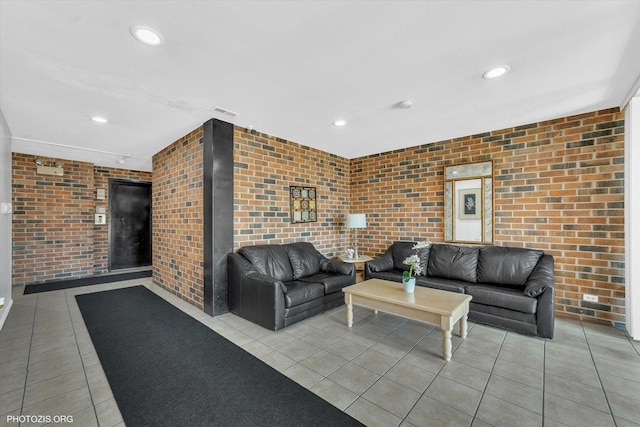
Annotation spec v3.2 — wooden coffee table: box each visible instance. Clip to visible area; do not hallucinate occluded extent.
[342,278,472,361]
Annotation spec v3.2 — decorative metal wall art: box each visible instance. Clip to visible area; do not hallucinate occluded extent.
[290,186,317,223]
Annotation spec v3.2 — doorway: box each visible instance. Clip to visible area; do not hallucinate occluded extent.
[108,179,152,271]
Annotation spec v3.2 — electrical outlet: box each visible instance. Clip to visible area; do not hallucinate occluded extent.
[583,294,598,303]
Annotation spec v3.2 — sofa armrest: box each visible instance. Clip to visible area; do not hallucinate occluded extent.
[523,254,554,297]
[228,252,286,330]
[244,273,288,293]
[365,252,394,278]
[536,286,555,339]
[320,259,355,277]
[242,273,287,330]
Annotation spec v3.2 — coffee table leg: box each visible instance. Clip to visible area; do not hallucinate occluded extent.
[345,294,353,327]
[443,330,452,361]
[460,313,468,339]
[441,316,453,361]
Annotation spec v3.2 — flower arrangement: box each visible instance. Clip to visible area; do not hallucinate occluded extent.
[402,241,431,282]
[346,247,355,259]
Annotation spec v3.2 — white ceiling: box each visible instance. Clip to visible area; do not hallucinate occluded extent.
[2,1,640,172]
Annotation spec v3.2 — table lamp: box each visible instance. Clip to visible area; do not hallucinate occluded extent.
[346,213,367,259]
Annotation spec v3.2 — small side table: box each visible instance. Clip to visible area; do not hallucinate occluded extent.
[337,255,373,283]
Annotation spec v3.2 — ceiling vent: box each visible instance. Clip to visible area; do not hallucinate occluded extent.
[212,106,239,118]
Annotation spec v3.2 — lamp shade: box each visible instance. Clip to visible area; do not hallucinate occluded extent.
[346,213,367,229]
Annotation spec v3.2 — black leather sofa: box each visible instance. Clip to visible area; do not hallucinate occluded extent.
[228,242,356,330]
[365,242,555,338]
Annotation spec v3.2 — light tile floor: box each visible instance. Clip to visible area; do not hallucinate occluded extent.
[1,278,640,427]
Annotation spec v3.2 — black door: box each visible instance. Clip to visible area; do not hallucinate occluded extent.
[109,179,152,270]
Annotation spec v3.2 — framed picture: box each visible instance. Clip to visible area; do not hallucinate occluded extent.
[459,188,481,220]
[290,186,317,223]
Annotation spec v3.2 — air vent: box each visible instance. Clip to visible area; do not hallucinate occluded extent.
[212,106,239,118]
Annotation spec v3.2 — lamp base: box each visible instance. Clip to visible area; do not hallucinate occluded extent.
[354,229,359,260]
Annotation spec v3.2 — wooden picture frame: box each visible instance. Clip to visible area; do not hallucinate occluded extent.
[444,160,493,244]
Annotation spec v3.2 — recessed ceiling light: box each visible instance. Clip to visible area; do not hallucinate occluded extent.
[92,116,108,124]
[333,120,347,127]
[130,25,164,46]
[482,65,510,79]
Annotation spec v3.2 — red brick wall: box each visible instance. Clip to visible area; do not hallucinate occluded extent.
[351,108,625,324]
[93,167,152,274]
[11,153,150,285]
[152,128,205,308]
[151,108,625,325]
[233,127,351,255]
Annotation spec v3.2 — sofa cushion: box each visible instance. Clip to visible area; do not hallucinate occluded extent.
[391,241,430,275]
[468,304,537,335]
[367,270,405,283]
[416,276,468,293]
[477,246,544,286]
[299,273,353,294]
[284,242,322,279]
[466,285,537,314]
[427,244,479,283]
[282,281,325,308]
[239,245,293,282]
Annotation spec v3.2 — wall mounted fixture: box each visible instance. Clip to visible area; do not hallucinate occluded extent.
[35,159,64,176]
[0,203,12,214]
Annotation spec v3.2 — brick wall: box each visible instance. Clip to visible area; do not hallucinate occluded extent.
[151,125,351,309]
[350,108,625,324]
[152,128,205,308]
[234,127,351,254]
[11,153,150,286]
[151,108,626,325]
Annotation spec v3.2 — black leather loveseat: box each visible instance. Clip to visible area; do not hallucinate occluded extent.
[228,242,356,330]
[365,242,555,338]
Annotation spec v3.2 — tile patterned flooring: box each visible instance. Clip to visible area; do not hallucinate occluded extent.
[1,278,640,427]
